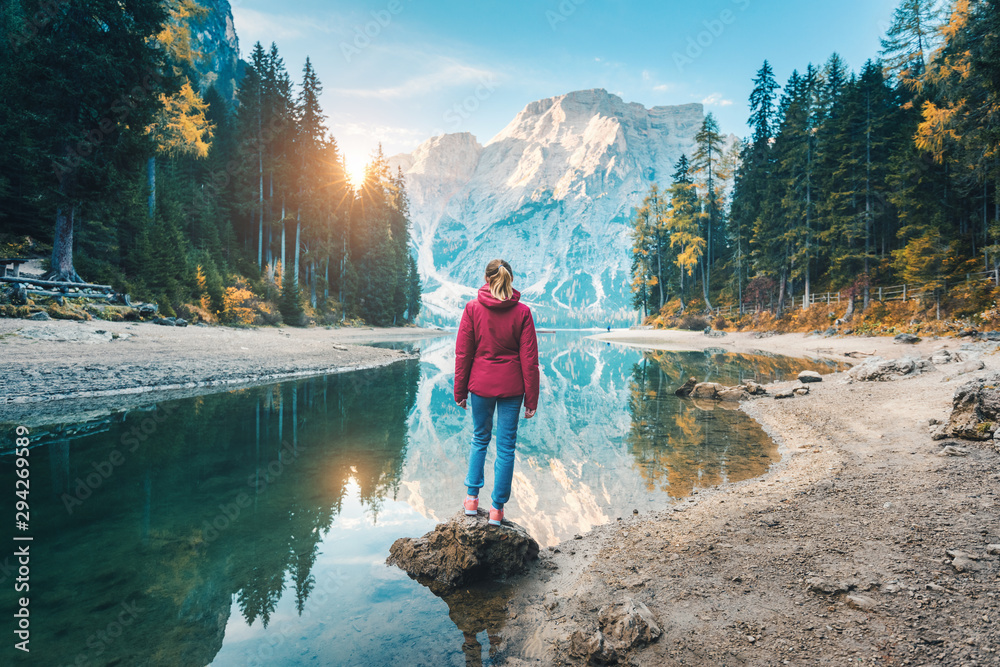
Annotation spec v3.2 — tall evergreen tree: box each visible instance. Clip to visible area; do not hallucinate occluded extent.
[879,0,942,89]
[16,0,174,282]
[665,155,704,311]
[692,113,724,309]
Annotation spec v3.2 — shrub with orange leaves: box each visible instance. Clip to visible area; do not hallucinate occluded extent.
[221,278,280,326]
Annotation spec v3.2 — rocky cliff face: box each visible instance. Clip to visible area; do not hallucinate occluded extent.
[389,89,704,326]
[188,0,242,104]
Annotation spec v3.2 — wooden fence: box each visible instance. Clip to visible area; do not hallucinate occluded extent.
[711,269,1000,318]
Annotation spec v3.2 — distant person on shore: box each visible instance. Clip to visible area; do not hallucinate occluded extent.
[454,259,539,526]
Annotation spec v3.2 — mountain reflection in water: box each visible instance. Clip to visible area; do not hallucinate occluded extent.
[0,333,840,666]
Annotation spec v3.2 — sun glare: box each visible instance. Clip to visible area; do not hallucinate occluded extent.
[346,159,366,191]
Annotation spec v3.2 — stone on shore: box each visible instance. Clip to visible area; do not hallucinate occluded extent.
[716,385,748,402]
[691,382,724,399]
[941,372,1000,440]
[598,599,662,648]
[386,509,539,593]
[895,333,920,344]
[847,356,933,382]
[797,370,822,383]
[677,379,754,402]
[954,359,985,375]
[568,599,662,664]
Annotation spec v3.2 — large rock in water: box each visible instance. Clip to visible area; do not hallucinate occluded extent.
[386,509,539,592]
[943,372,1000,440]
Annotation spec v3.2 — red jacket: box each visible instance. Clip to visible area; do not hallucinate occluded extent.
[454,285,540,411]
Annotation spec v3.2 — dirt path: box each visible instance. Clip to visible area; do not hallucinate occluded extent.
[497,331,1000,666]
[0,318,447,425]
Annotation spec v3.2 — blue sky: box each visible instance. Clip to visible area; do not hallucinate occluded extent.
[231,0,900,184]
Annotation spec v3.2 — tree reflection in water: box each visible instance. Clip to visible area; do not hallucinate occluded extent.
[627,349,840,497]
[0,361,418,666]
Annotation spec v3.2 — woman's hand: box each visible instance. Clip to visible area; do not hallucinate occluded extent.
[524,408,536,419]
[457,399,467,410]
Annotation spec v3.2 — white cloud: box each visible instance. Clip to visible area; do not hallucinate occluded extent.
[331,121,428,145]
[231,6,312,43]
[332,60,500,99]
[701,93,733,107]
[653,83,671,92]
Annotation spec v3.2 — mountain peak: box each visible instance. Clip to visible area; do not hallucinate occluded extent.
[390,91,705,326]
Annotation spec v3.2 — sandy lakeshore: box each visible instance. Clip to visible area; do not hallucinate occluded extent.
[495,330,1000,666]
[0,318,447,425]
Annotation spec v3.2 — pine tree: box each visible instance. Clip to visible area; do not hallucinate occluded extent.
[405,253,422,323]
[145,0,213,221]
[629,196,656,317]
[778,65,820,308]
[731,61,781,311]
[748,60,780,146]
[692,113,724,309]
[880,0,942,89]
[19,0,175,282]
[294,57,326,292]
[665,155,704,311]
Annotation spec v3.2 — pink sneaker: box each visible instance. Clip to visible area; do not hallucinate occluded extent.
[488,508,503,526]
[464,496,478,516]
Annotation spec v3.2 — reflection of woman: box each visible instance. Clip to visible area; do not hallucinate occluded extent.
[454,259,539,526]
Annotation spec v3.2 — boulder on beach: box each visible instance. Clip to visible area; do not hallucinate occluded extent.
[797,370,822,383]
[568,598,662,664]
[386,509,539,593]
[716,385,748,402]
[677,379,754,402]
[954,359,985,375]
[691,382,725,399]
[847,356,933,382]
[941,372,1000,440]
[895,333,920,344]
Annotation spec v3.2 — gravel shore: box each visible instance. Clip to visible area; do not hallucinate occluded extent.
[0,318,447,425]
[496,330,1000,666]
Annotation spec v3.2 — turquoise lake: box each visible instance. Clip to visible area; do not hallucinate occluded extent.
[0,333,841,666]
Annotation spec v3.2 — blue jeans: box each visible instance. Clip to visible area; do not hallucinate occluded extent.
[465,393,523,510]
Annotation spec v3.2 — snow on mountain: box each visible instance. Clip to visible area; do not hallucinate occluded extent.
[389,89,704,327]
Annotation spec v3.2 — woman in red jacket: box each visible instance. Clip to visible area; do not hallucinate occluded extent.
[454,259,539,526]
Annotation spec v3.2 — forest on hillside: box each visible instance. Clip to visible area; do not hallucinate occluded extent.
[630,0,1000,329]
[0,0,420,326]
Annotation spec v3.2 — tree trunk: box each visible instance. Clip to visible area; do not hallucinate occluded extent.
[49,202,81,283]
[700,260,713,311]
[777,270,787,313]
[844,294,855,321]
[310,261,317,307]
[147,156,156,221]
[803,266,810,311]
[804,143,811,310]
[678,269,685,312]
[656,229,664,310]
[294,211,301,287]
